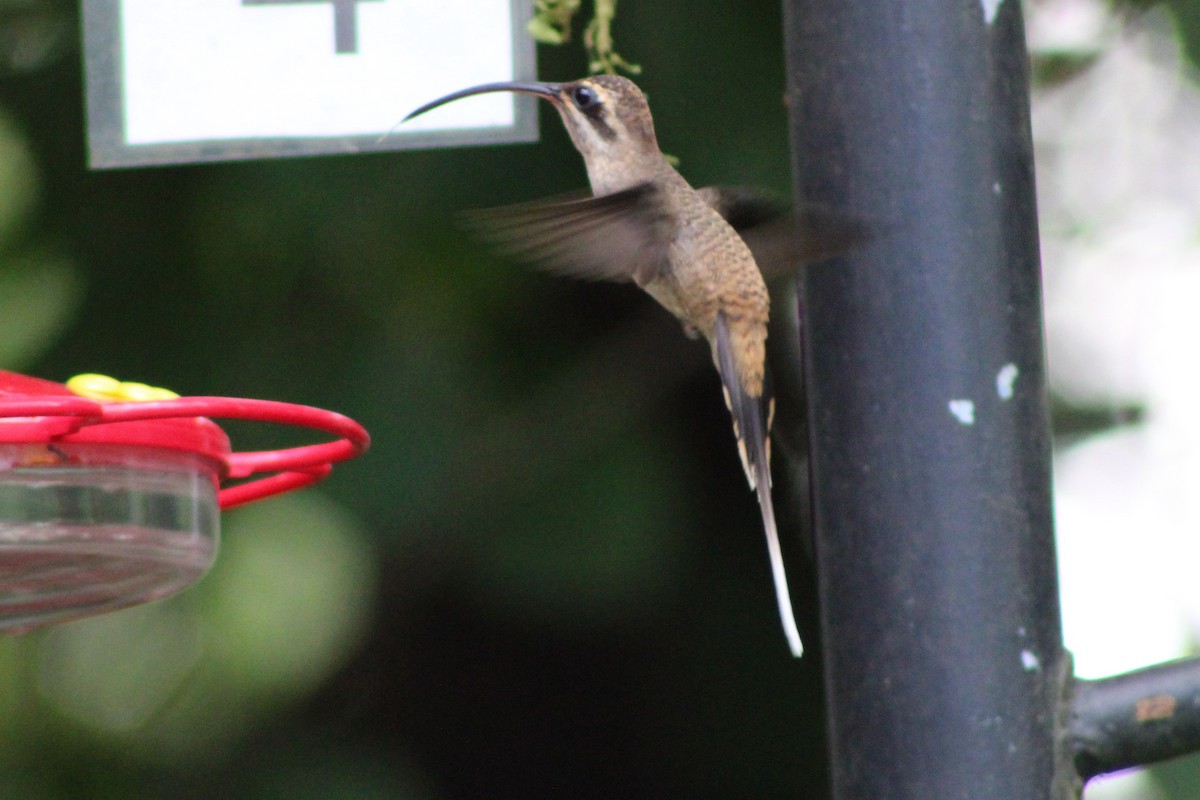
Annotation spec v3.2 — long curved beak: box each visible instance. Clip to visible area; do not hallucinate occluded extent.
[403,81,564,122]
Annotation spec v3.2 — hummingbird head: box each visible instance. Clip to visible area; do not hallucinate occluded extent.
[550,76,660,168]
[405,76,665,193]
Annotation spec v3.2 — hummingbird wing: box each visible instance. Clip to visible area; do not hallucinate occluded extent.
[713,312,803,658]
[460,184,673,286]
[697,186,867,280]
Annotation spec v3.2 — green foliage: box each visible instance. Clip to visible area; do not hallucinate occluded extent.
[0,249,81,370]
[0,108,80,371]
[0,1,802,793]
[0,0,1196,797]
[13,493,375,769]
[528,0,580,45]
[530,0,642,75]
[583,0,642,75]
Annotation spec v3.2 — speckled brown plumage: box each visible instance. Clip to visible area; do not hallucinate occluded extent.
[406,74,804,658]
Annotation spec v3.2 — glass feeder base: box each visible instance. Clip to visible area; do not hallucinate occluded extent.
[0,523,216,633]
[0,447,221,632]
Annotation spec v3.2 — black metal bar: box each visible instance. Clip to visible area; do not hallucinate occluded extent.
[1070,657,1200,780]
[781,1,1074,797]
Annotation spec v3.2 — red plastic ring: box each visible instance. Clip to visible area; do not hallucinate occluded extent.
[0,395,369,509]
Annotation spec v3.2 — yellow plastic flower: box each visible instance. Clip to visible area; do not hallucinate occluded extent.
[66,373,180,402]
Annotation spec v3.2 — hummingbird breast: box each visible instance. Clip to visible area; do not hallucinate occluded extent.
[650,172,771,399]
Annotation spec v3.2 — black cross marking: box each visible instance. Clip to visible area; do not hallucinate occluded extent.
[242,0,383,54]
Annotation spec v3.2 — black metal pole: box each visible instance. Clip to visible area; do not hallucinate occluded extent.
[1070,657,1200,781]
[782,1,1073,797]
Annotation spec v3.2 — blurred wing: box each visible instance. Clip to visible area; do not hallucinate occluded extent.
[713,312,803,657]
[697,186,869,281]
[461,184,674,286]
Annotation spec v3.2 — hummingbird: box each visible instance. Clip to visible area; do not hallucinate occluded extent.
[405,75,843,658]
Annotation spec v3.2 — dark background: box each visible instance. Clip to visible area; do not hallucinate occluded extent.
[0,1,1196,797]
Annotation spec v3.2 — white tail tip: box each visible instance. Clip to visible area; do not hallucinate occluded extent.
[759,482,803,658]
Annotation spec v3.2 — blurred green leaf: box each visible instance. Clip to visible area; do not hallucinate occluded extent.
[0,107,37,247]
[0,2,72,76]
[10,492,377,767]
[527,16,565,45]
[202,491,378,696]
[34,603,204,733]
[0,635,34,744]
[0,250,82,370]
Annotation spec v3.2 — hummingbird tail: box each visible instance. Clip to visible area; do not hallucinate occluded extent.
[757,469,804,658]
[713,313,803,658]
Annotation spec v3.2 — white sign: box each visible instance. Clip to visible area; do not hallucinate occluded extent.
[82,0,537,168]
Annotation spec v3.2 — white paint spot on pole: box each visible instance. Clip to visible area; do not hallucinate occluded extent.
[996,363,1019,400]
[948,399,976,425]
[1021,649,1040,671]
[992,181,1002,195]
[981,0,1004,24]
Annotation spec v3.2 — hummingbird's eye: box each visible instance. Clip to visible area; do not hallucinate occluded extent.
[571,85,598,110]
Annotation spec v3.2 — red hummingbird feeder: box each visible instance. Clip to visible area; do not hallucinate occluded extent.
[0,371,369,633]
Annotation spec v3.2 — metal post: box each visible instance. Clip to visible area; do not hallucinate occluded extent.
[782,0,1074,796]
[1070,658,1200,781]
